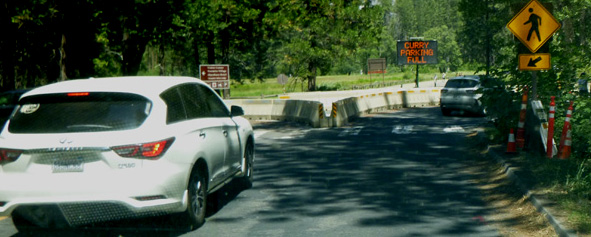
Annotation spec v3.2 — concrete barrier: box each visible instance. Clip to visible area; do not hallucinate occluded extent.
[225,99,325,127]
[225,87,441,128]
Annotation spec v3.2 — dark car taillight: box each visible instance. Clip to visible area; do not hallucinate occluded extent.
[111,138,175,160]
[0,149,23,164]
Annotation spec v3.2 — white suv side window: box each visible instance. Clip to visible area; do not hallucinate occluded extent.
[198,85,229,118]
[179,84,211,119]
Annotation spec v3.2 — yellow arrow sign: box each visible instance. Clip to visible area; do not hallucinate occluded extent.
[507,0,561,53]
[519,53,551,71]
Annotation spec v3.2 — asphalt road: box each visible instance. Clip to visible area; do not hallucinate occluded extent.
[0,107,496,236]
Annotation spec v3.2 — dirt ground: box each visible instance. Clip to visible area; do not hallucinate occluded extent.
[463,132,557,237]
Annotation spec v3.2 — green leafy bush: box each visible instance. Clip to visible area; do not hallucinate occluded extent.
[479,76,520,143]
[316,82,344,91]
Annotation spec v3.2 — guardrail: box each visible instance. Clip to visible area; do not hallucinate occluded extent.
[525,100,557,156]
[225,87,441,128]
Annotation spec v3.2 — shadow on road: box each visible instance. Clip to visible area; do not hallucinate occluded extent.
[10,107,501,236]
[249,107,498,235]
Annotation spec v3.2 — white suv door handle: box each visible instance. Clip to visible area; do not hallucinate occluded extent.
[199,132,206,139]
[222,130,228,137]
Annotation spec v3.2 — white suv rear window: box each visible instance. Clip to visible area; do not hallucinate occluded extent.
[445,79,480,88]
[8,92,151,133]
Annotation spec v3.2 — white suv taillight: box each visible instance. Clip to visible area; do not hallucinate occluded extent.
[0,149,23,164]
[111,138,175,159]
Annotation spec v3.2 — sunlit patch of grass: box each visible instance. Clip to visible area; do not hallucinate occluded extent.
[558,196,591,233]
[229,71,476,98]
[509,152,591,235]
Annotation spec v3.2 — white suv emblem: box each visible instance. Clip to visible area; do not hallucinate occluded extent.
[59,138,73,144]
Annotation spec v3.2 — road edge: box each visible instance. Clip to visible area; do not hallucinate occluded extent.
[486,146,578,237]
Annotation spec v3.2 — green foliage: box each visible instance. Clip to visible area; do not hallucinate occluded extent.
[269,0,387,91]
[568,98,591,158]
[479,75,520,143]
[565,158,591,198]
[402,71,414,80]
[424,25,462,72]
[317,82,345,91]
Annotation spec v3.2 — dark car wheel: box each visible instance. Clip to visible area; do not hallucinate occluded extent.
[240,142,254,189]
[441,107,452,116]
[11,205,70,233]
[479,107,487,117]
[182,168,207,230]
[11,210,38,233]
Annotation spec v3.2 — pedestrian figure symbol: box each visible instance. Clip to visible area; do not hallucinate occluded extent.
[524,8,541,42]
[506,0,561,53]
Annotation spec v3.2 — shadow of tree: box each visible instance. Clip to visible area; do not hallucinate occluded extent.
[247,107,499,235]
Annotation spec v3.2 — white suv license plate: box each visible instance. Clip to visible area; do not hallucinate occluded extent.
[52,160,84,173]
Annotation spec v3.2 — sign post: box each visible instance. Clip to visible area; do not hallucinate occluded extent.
[200,64,230,98]
[367,58,387,85]
[397,39,438,87]
[277,74,289,94]
[507,0,560,99]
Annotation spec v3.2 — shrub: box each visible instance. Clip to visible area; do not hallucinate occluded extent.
[316,82,344,91]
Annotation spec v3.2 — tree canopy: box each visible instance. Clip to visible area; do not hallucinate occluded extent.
[1,0,591,93]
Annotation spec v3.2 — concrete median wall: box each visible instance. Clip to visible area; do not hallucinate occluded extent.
[225,87,441,128]
[225,99,325,127]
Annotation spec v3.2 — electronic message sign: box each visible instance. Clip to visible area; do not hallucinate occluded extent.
[397,41,438,65]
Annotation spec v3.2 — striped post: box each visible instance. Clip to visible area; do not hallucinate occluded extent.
[547,96,555,158]
[558,101,574,159]
[332,103,337,118]
[516,90,528,149]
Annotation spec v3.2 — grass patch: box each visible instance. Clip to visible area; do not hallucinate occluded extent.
[490,145,591,234]
[229,71,474,98]
[557,197,591,233]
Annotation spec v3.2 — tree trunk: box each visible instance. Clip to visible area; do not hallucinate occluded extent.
[206,33,215,64]
[122,32,148,76]
[220,29,230,65]
[58,34,68,81]
[0,1,16,90]
[158,43,165,75]
[307,64,317,91]
[194,37,201,72]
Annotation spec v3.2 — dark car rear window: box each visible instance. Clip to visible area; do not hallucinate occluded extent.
[444,79,480,88]
[8,92,151,133]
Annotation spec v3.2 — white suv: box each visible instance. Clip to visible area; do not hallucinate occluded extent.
[440,75,486,116]
[0,76,254,231]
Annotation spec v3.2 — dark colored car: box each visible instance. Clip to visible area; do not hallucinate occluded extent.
[0,90,29,126]
[440,75,486,116]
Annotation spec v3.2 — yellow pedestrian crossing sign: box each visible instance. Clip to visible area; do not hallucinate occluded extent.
[507,0,561,53]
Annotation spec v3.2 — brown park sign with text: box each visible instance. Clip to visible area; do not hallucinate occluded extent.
[200,64,230,89]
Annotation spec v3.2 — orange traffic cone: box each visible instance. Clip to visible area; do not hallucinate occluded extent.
[506,128,517,154]
[558,129,572,159]
[558,101,574,159]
